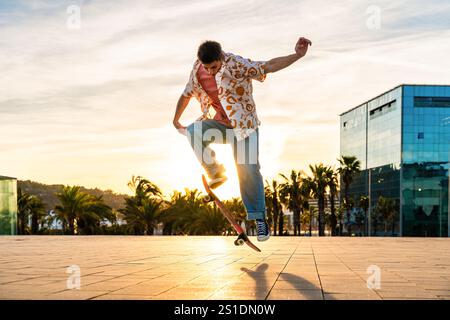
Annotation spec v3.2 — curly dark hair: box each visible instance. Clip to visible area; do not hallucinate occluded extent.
[197,40,222,64]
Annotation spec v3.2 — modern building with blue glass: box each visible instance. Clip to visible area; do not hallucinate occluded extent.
[340,85,450,237]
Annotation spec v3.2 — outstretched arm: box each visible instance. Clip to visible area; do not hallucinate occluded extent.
[264,37,312,74]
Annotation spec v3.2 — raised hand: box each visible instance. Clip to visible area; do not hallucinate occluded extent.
[295,37,312,58]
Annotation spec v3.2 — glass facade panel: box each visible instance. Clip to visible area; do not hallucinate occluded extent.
[340,104,367,208]
[401,85,450,237]
[367,88,402,169]
[341,105,367,169]
[0,176,17,235]
[366,87,402,236]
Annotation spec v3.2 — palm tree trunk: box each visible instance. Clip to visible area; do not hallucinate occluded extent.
[318,196,325,236]
[62,220,67,235]
[345,186,351,236]
[21,218,27,235]
[273,211,278,236]
[309,212,312,236]
[17,217,22,235]
[293,207,300,236]
[273,199,279,236]
[31,214,39,234]
[69,219,75,235]
[330,194,337,236]
[278,211,284,236]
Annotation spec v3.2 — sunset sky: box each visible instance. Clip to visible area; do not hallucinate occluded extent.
[1,0,449,199]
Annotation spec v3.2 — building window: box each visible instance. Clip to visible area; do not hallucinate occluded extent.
[418,132,424,139]
[414,96,450,108]
[369,100,396,119]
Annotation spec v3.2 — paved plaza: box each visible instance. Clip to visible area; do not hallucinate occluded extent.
[0,236,449,300]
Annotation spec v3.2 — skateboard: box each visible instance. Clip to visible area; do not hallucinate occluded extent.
[201,175,261,252]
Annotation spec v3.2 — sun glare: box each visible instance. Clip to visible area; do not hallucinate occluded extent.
[167,125,287,200]
[167,142,241,199]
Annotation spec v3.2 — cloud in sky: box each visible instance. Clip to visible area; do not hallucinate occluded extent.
[1,0,449,197]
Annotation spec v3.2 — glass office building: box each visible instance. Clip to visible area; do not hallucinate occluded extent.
[0,176,18,235]
[340,85,450,237]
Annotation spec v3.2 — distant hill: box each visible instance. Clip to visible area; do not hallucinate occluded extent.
[18,180,128,212]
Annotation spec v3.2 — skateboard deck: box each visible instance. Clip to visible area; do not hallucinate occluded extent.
[201,175,261,252]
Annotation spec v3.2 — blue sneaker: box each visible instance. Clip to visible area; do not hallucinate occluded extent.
[256,219,270,242]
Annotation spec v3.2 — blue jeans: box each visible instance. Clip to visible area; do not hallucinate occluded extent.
[186,120,266,221]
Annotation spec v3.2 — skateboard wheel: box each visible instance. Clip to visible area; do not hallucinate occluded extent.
[202,195,212,203]
[234,239,245,246]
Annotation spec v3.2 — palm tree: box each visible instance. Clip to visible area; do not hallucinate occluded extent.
[29,196,46,234]
[337,156,361,236]
[371,206,380,236]
[306,206,318,236]
[79,195,114,234]
[160,190,184,235]
[55,186,85,234]
[161,189,204,235]
[119,176,165,235]
[190,203,227,235]
[17,189,46,235]
[277,190,286,236]
[354,209,365,236]
[55,186,112,235]
[265,179,281,236]
[325,167,339,236]
[127,175,162,204]
[299,181,312,237]
[264,184,274,232]
[160,188,238,236]
[223,198,246,232]
[359,195,370,236]
[120,197,162,235]
[17,188,32,235]
[374,196,396,236]
[336,204,345,235]
[309,164,330,236]
[120,197,144,235]
[279,170,303,236]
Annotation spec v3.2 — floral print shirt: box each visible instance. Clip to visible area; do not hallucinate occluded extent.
[182,52,267,141]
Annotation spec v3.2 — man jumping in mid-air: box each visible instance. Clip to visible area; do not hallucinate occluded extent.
[173,37,312,241]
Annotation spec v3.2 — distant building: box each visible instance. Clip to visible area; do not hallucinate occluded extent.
[0,176,18,235]
[304,197,340,236]
[47,210,63,230]
[340,84,450,237]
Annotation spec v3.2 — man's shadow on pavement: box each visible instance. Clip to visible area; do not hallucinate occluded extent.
[240,264,270,299]
[241,263,326,300]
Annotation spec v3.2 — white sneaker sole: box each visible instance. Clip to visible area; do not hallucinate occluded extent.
[209,176,227,189]
[257,233,270,242]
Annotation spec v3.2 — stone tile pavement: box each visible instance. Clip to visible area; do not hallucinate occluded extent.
[0,236,449,300]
